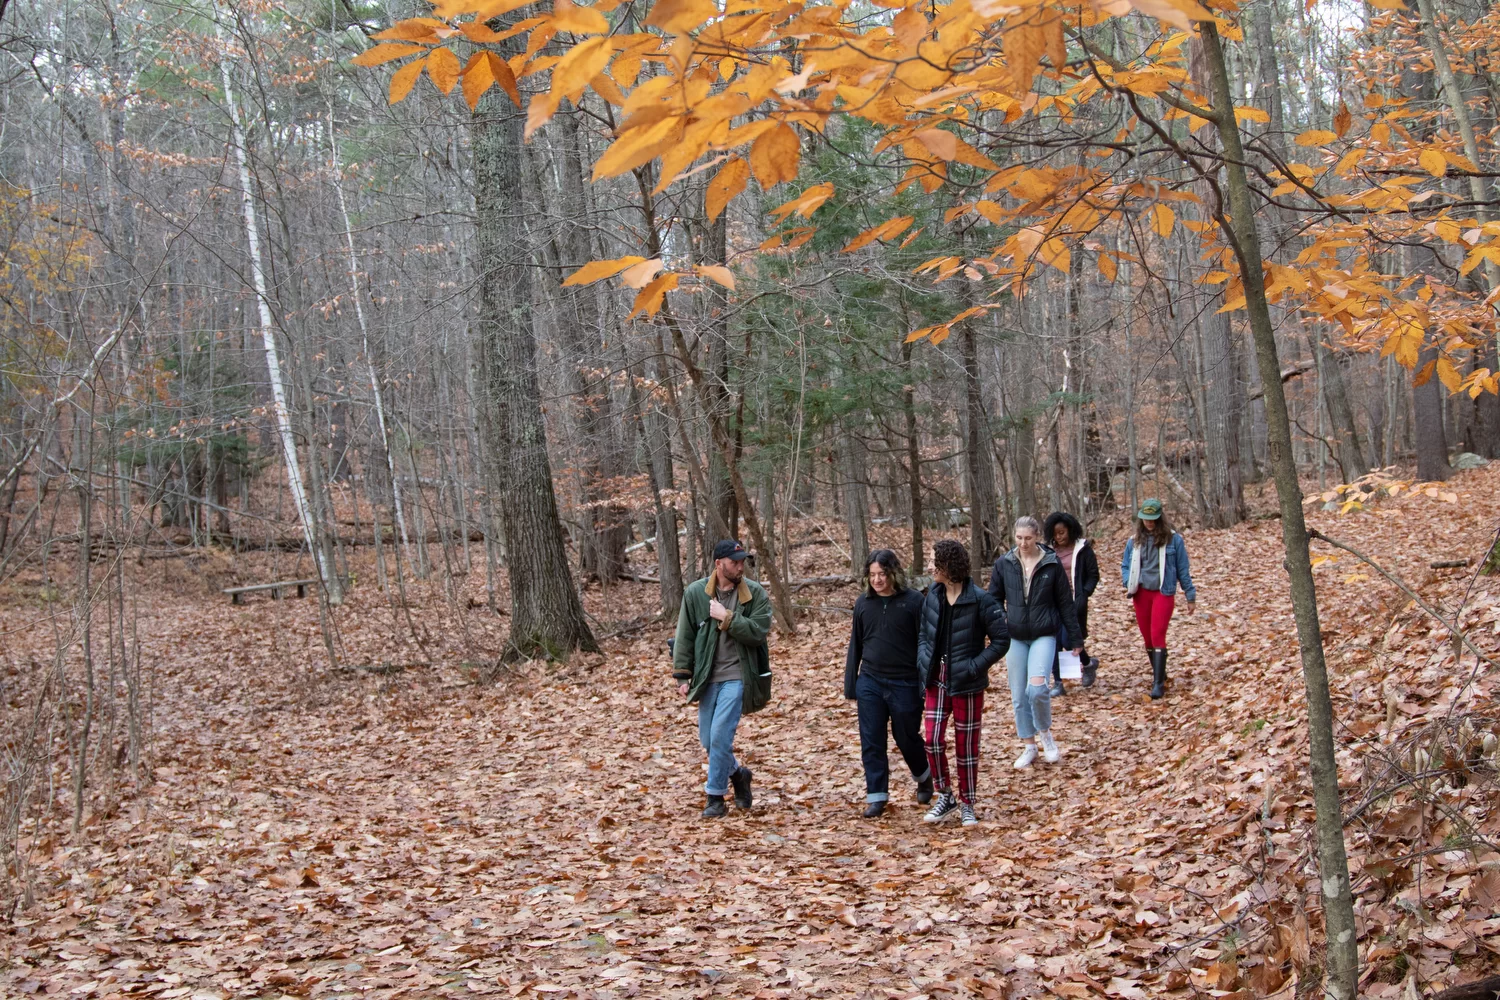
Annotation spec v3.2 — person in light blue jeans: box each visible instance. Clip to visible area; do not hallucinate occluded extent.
[698,678,744,799]
[1007,633,1057,744]
[987,516,1081,768]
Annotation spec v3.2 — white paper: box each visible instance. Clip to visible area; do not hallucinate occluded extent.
[1057,650,1083,680]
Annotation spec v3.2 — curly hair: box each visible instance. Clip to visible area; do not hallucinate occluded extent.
[864,548,907,597]
[931,539,970,583]
[1043,511,1084,546]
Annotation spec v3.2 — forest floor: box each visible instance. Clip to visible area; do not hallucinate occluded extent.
[4,468,1500,999]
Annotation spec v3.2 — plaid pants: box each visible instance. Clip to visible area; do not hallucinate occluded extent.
[923,658,984,805]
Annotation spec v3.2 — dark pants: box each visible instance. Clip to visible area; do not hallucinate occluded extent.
[856,672,930,803]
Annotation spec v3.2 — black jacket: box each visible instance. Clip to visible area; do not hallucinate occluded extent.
[1055,539,1099,642]
[916,581,1009,696]
[844,587,925,698]
[1058,539,1100,605]
[987,548,1083,643]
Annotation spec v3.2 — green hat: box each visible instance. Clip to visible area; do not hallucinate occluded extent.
[1137,498,1164,521]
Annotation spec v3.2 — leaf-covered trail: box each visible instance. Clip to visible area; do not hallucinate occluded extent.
[7,470,1500,997]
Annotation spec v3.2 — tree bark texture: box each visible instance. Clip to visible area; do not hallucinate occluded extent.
[902,340,925,573]
[218,32,339,604]
[1413,343,1454,481]
[1201,24,1358,999]
[471,84,597,659]
[556,106,629,584]
[960,319,1000,569]
[841,426,870,577]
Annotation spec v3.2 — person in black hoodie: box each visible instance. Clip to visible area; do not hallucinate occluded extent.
[987,516,1082,769]
[1042,511,1101,693]
[916,539,1009,827]
[844,549,933,818]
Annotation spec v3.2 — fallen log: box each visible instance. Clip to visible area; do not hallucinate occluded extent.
[789,575,856,590]
[1431,975,1500,1000]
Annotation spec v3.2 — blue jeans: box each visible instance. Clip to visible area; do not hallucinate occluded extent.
[855,672,930,803]
[1007,636,1056,739]
[697,679,743,795]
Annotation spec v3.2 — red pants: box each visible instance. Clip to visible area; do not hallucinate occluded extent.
[923,659,983,805]
[1132,588,1175,647]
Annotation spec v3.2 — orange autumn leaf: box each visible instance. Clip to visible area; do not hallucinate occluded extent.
[629,272,679,318]
[706,157,750,222]
[426,47,462,95]
[562,256,648,286]
[749,124,800,190]
[841,216,913,253]
[695,264,736,290]
[352,43,431,67]
[388,59,426,104]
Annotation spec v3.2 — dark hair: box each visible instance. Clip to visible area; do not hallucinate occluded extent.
[1043,511,1084,546]
[864,549,907,597]
[1134,511,1173,548]
[931,539,970,584]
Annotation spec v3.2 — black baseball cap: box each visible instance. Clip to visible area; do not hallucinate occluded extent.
[712,539,749,561]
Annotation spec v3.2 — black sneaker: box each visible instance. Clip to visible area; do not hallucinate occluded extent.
[916,777,934,805]
[863,801,886,818]
[960,803,978,827]
[922,791,959,824]
[730,766,753,810]
[702,795,727,819]
[1081,657,1098,688]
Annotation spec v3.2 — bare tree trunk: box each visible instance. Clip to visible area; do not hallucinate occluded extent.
[701,215,737,538]
[841,425,869,577]
[960,316,1000,567]
[1202,25,1357,998]
[217,30,339,604]
[629,349,684,615]
[330,112,411,567]
[1417,0,1500,314]
[901,340,924,572]
[1199,302,1247,526]
[1471,344,1500,458]
[471,71,596,659]
[1414,343,1454,481]
[1312,331,1370,481]
[555,107,629,583]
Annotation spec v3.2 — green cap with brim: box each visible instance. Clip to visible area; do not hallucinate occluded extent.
[1137,498,1163,520]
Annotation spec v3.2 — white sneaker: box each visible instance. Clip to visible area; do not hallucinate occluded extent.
[1014,743,1038,769]
[1038,731,1060,764]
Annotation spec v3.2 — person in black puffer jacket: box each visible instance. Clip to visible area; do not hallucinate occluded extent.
[987,516,1082,770]
[915,539,1009,828]
[844,549,933,819]
[1042,511,1101,693]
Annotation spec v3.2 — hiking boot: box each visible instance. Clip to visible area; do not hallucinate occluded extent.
[1038,730,1060,764]
[863,801,886,819]
[1081,656,1099,688]
[960,803,978,827]
[702,795,727,819]
[1049,679,1066,697]
[922,791,959,823]
[1014,743,1038,770]
[915,777,934,805]
[1150,649,1168,700]
[730,766,753,810]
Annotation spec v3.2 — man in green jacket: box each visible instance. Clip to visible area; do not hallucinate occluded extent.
[672,539,774,819]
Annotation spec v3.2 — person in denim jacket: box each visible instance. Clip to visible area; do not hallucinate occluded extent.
[1119,499,1196,699]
